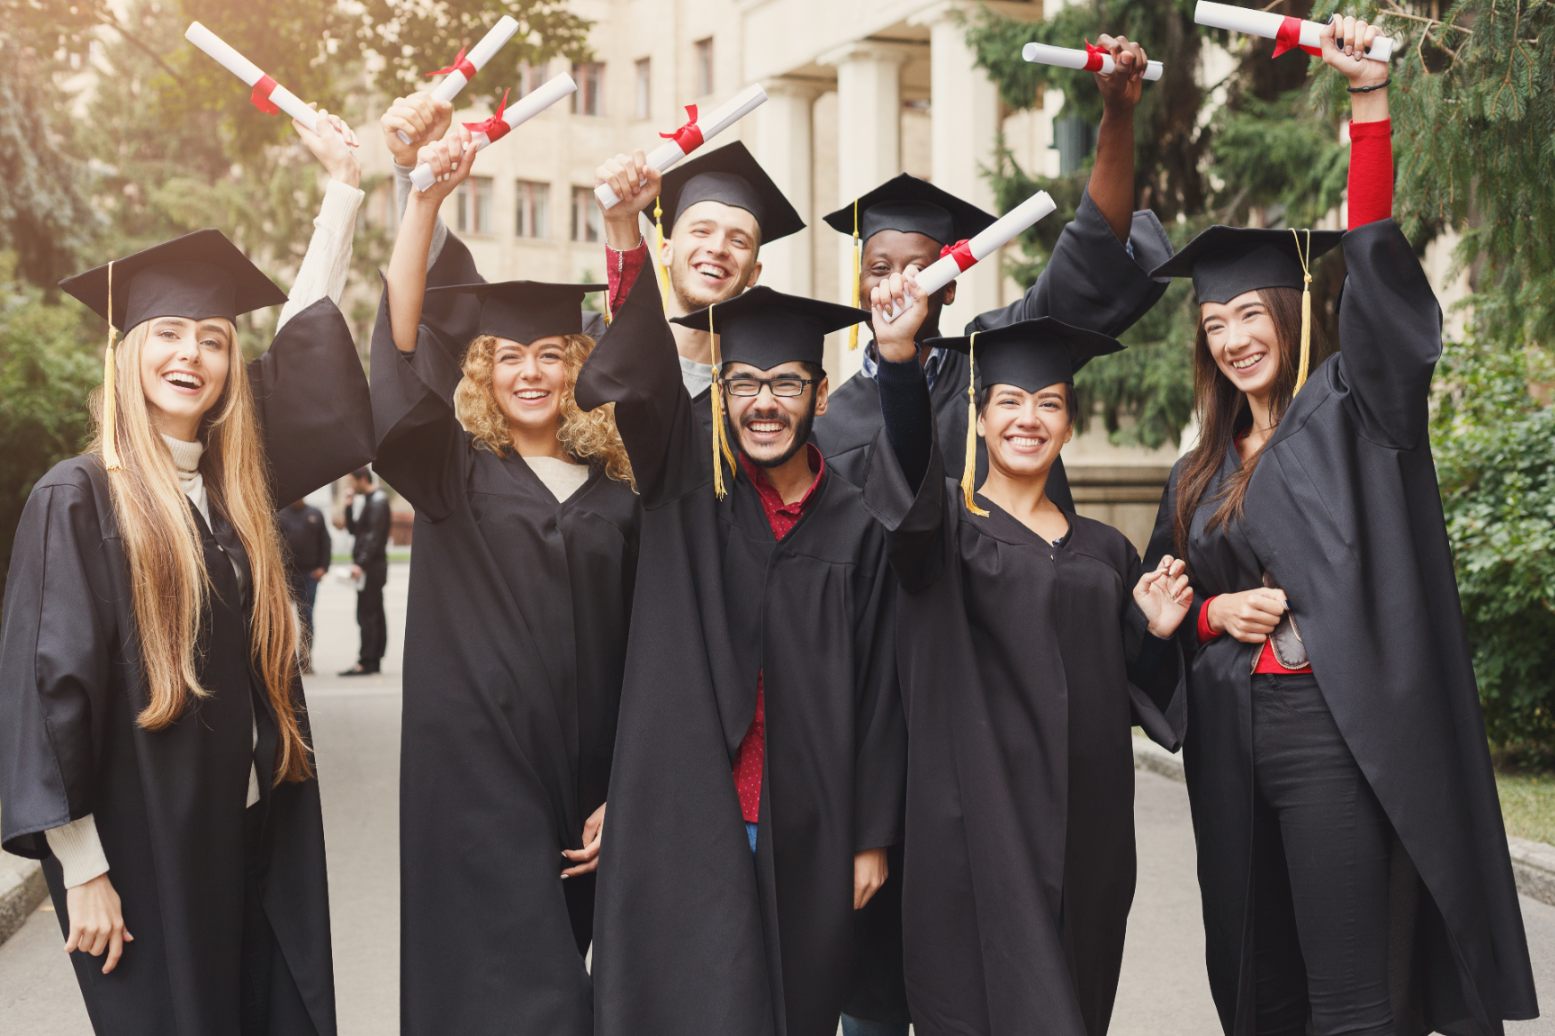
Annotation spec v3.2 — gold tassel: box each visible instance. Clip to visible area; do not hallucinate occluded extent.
[961,331,988,517]
[652,195,673,311]
[1291,228,1313,395]
[708,301,735,499]
[848,197,862,350]
[101,260,123,472]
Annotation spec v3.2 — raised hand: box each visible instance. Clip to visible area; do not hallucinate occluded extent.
[1093,33,1148,111]
[595,150,662,251]
[409,123,478,207]
[1320,15,1389,89]
[293,109,360,188]
[381,93,455,169]
[1133,554,1194,638]
[868,265,929,363]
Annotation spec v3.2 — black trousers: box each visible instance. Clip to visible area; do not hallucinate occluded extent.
[356,560,388,669]
[1250,673,1395,1036]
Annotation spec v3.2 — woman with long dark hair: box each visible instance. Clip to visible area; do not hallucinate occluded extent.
[0,114,372,1035]
[1144,18,1538,1034]
[373,115,638,1036]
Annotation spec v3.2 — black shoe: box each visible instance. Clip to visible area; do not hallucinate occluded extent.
[338,664,379,677]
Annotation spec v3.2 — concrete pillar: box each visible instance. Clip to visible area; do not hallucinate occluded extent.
[747,78,824,296]
[820,40,913,380]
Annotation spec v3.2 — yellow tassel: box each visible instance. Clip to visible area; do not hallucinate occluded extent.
[652,195,673,311]
[961,331,988,517]
[1291,228,1313,394]
[708,301,734,499]
[848,197,862,350]
[101,260,122,472]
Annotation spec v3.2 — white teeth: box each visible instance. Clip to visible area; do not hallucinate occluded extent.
[164,372,202,388]
[748,421,784,433]
[1009,436,1046,447]
[515,390,548,399]
[695,263,727,279]
[1231,354,1264,370]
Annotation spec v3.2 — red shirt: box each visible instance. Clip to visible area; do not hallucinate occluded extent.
[605,240,650,318]
[731,445,827,823]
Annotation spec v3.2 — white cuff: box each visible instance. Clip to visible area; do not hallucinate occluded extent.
[45,815,110,889]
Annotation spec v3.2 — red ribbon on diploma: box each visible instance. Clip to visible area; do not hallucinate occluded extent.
[659,105,704,154]
[1271,16,1322,58]
[1083,39,1108,72]
[940,239,976,272]
[427,47,478,82]
[250,75,280,114]
[463,89,512,143]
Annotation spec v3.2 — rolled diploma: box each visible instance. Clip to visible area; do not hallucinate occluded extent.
[594,83,769,209]
[410,74,577,191]
[1194,1,1396,62]
[185,22,319,132]
[1021,43,1164,81]
[400,15,522,143]
[883,191,1058,323]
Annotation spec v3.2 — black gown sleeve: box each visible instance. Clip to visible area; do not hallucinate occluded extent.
[368,285,469,522]
[574,265,706,507]
[966,189,1173,338]
[863,357,949,594]
[0,474,114,858]
[1331,220,1443,450]
[850,538,905,852]
[248,298,375,508]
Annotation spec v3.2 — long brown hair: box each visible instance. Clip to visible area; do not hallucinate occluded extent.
[454,332,636,489]
[91,320,313,783]
[1172,287,1332,558]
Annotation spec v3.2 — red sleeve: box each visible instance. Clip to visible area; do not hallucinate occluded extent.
[1196,594,1222,644]
[605,241,650,317]
[1347,119,1393,229]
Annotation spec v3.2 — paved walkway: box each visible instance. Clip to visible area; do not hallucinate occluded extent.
[2,565,1551,1034]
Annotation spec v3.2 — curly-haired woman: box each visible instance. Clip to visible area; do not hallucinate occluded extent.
[371,108,639,1036]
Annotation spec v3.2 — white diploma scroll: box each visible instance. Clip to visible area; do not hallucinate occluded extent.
[593,83,769,209]
[883,191,1058,323]
[1194,2,1396,62]
[400,15,521,144]
[410,74,577,192]
[1021,42,1164,81]
[186,22,320,132]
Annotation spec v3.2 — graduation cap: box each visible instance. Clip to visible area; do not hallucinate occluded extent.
[922,318,1124,517]
[424,280,606,344]
[822,174,997,350]
[656,141,806,245]
[671,285,867,498]
[1151,225,1344,392]
[58,229,289,472]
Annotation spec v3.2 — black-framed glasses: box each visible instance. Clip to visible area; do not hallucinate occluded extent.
[720,374,817,398]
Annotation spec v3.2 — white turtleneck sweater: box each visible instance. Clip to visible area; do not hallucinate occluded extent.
[42,179,362,890]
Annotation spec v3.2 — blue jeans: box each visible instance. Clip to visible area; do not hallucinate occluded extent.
[745,822,758,853]
[840,1016,909,1036]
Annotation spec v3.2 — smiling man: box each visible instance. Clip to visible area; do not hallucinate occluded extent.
[576,274,905,1036]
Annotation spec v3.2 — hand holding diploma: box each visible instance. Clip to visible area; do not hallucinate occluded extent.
[1194,2,1396,62]
[403,15,520,144]
[409,74,578,191]
[382,93,455,169]
[594,84,768,209]
[1022,39,1163,82]
[1319,16,1392,97]
[407,125,479,207]
[294,110,361,188]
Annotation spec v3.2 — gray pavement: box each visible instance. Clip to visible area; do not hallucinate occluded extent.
[2,562,1552,1034]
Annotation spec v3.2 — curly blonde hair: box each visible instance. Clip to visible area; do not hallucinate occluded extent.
[453,332,635,489]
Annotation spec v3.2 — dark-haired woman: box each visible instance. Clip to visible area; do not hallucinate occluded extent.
[1144,18,1537,1035]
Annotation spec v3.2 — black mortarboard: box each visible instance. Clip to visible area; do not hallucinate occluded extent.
[925,318,1124,393]
[822,173,997,247]
[59,229,287,333]
[423,280,606,342]
[671,285,865,371]
[1148,225,1343,303]
[657,142,805,244]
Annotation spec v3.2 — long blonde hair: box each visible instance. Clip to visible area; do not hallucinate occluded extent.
[454,332,635,489]
[91,320,312,783]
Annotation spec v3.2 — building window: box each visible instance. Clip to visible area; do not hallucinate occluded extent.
[571,187,603,243]
[518,61,549,97]
[516,180,550,239]
[455,176,495,236]
[572,62,605,116]
[634,58,652,120]
[694,38,714,97]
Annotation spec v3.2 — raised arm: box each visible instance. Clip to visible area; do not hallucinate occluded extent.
[388,125,478,353]
[277,112,363,332]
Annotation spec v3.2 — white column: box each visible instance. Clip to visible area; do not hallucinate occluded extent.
[909,1,1006,333]
[820,41,913,380]
[746,78,822,296]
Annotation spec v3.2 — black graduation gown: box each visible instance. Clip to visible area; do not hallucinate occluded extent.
[576,272,905,1036]
[1143,220,1538,1035]
[814,189,1175,502]
[862,358,1182,1036]
[0,298,373,1036]
[369,289,639,1036]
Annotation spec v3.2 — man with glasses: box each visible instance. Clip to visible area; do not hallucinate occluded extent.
[577,272,904,1036]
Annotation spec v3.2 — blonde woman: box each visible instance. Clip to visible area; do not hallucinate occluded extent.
[374,117,638,1036]
[0,115,372,1035]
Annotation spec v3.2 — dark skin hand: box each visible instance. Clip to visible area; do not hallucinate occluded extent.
[1088,33,1149,243]
[859,229,953,359]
